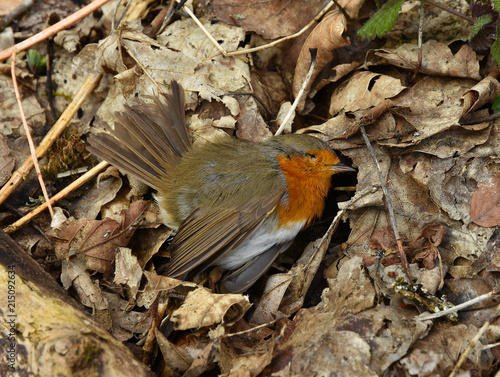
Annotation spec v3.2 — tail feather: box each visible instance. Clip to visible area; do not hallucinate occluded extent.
[87,81,190,190]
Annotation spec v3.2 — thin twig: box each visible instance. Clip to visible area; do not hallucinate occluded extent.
[4,161,109,234]
[482,341,500,350]
[448,303,500,377]
[180,1,334,58]
[45,41,58,123]
[183,5,227,56]
[222,317,281,338]
[0,0,112,62]
[358,125,414,279]
[11,50,54,218]
[0,0,34,31]
[417,289,500,321]
[410,1,425,82]
[149,1,175,37]
[459,111,500,125]
[2,202,54,245]
[114,0,133,29]
[423,0,474,23]
[111,0,124,30]
[0,73,103,207]
[275,48,317,135]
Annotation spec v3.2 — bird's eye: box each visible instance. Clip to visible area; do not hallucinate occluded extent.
[306,153,316,161]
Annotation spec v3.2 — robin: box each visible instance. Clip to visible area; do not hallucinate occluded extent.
[87,81,355,293]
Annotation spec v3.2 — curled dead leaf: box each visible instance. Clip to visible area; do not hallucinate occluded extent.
[293,10,350,112]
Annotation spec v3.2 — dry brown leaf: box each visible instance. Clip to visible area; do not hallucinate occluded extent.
[170,288,251,331]
[141,271,198,297]
[55,218,123,275]
[309,61,362,98]
[182,342,215,377]
[0,75,46,137]
[399,323,493,376]
[0,0,24,15]
[337,0,367,19]
[155,329,194,374]
[387,121,492,157]
[101,291,150,341]
[0,134,15,186]
[72,172,122,220]
[218,332,274,376]
[460,76,500,117]
[293,11,350,112]
[468,229,500,277]
[59,257,109,310]
[297,71,403,140]
[205,0,325,40]
[135,227,173,269]
[470,172,500,227]
[250,69,288,116]
[366,226,411,268]
[234,95,272,142]
[329,71,405,115]
[189,115,233,146]
[53,13,101,52]
[296,109,362,139]
[413,224,444,247]
[52,201,150,275]
[391,76,479,144]
[271,257,431,376]
[411,224,444,270]
[272,325,377,376]
[250,273,292,325]
[114,247,142,300]
[366,41,481,80]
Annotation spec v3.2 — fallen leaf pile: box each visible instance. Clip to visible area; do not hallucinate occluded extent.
[1,0,500,375]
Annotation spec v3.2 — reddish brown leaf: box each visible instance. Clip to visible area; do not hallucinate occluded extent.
[51,201,150,275]
[206,0,325,40]
[470,172,500,227]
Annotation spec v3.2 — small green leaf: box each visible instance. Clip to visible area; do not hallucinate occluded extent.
[471,14,493,38]
[491,37,500,66]
[492,93,500,113]
[493,0,500,12]
[357,0,406,40]
[26,49,46,75]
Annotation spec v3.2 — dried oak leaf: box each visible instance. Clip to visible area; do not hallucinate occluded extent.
[171,288,251,331]
[470,172,500,227]
[52,201,150,275]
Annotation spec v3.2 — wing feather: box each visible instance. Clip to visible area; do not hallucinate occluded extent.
[162,192,283,278]
[87,80,189,190]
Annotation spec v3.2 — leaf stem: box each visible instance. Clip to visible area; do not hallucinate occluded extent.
[423,0,474,24]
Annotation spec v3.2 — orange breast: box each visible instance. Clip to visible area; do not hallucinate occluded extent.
[276,150,337,229]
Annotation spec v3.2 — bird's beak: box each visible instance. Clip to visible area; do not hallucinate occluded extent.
[330,163,356,173]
